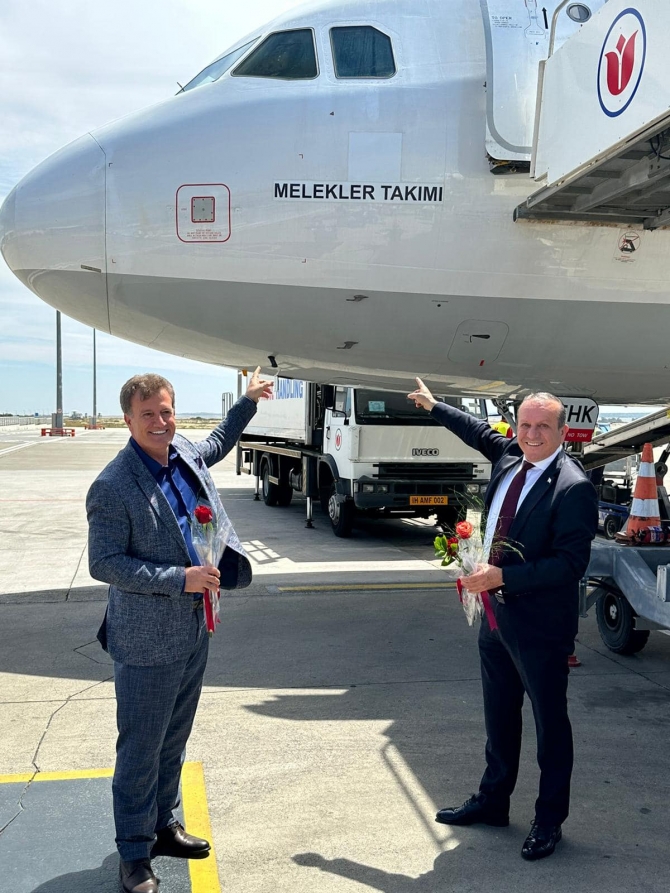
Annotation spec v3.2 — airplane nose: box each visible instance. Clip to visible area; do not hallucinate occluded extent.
[0,133,110,331]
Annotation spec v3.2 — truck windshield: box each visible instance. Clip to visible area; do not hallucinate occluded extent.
[353,392,486,426]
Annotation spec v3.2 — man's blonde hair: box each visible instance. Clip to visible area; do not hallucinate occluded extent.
[120,374,175,415]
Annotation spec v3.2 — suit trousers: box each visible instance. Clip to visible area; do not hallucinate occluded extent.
[477,615,574,825]
[113,603,209,861]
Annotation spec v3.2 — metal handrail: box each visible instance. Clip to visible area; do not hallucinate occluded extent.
[548,0,572,57]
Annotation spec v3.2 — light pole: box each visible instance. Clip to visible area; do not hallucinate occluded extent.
[92,328,97,428]
[55,310,63,429]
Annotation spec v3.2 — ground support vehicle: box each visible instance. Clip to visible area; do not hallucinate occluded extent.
[237,382,491,537]
[597,501,629,540]
[581,539,670,655]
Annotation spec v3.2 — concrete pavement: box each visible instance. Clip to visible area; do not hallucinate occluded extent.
[0,427,668,892]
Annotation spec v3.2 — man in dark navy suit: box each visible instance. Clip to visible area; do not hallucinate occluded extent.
[408,381,598,861]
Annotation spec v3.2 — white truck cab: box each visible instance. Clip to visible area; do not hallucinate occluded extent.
[239,381,491,537]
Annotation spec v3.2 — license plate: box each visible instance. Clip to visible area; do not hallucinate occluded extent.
[410,496,448,506]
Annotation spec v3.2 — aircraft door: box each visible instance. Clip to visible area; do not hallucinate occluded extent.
[480,0,608,160]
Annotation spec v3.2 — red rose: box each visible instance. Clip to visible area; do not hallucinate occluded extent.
[194,505,213,524]
[447,537,459,545]
[455,520,474,539]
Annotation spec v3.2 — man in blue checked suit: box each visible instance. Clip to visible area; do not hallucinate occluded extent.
[87,368,272,893]
[409,380,597,863]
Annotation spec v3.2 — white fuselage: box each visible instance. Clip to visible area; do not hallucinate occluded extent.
[1,0,669,403]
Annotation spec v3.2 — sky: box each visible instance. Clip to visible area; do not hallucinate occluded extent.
[0,0,303,416]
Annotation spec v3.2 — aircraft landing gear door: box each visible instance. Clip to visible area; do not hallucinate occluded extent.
[447,320,509,369]
[176,183,231,242]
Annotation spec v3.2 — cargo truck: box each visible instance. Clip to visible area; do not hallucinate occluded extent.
[236,381,491,537]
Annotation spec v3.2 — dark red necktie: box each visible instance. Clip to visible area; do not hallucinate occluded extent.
[491,459,535,560]
[484,460,534,617]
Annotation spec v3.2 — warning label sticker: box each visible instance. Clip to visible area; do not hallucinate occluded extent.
[614,230,641,263]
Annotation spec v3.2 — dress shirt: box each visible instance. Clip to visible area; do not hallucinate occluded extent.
[130,438,203,572]
[483,445,564,562]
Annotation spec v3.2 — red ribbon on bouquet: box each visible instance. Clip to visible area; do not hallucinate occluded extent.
[203,588,221,636]
[456,578,498,631]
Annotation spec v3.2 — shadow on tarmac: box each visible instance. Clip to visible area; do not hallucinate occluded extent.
[28,852,120,893]
[27,852,191,893]
[290,839,609,892]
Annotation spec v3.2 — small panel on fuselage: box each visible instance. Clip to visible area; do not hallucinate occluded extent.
[176,184,231,242]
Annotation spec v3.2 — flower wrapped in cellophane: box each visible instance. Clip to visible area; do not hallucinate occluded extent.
[190,504,228,635]
[435,519,493,627]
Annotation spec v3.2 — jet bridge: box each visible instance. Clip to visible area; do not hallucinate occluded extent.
[515,0,670,227]
[581,408,670,470]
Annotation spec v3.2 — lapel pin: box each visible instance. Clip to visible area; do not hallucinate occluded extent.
[547,478,552,484]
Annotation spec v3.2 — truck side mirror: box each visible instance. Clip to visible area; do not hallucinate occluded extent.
[322,385,335,410]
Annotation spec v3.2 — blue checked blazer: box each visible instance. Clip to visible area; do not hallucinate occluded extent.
[86,395,256,665]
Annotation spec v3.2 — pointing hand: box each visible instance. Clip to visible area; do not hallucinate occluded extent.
[245,366,274,403]
[407,377,437,411]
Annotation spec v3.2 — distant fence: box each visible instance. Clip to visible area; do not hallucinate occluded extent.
[0,416,51,428]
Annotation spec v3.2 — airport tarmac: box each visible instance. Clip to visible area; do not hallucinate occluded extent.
[0,425,669,893]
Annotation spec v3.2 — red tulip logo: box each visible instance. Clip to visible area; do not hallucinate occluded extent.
[605,31,638,96]
[598,10,646,118]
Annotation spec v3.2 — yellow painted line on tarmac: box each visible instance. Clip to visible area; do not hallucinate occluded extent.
[275,582,456,592]
[0,761,221,893]
[182,761,221,893]
[0,767,114,784]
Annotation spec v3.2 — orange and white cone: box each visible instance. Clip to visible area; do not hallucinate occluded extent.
[624,443,660,537]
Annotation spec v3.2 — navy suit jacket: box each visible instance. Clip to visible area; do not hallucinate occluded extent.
[431,402,598,643]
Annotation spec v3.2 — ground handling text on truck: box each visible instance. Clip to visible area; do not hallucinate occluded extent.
[236,381,491,537]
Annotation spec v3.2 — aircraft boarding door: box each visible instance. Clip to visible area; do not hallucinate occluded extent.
[516,0,670,228]
[480,1,608,162]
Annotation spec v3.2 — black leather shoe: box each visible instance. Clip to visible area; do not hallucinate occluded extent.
[151,821,211,859]
[521,821,562,861]
[119,858,159,893]
[435,793,509,827]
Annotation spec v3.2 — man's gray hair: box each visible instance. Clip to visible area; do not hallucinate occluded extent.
[120,374,175,415]
[519,392,566,428]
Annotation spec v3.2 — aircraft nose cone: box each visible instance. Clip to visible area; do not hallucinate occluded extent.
[0,187,18,268]
[0,133,110,331]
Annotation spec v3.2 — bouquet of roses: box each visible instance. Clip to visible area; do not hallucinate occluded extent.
[435,519,496,628]
[190,504,228,635]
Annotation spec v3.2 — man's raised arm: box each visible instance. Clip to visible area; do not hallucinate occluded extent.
[408,378,509,464]
[198,366,274,467]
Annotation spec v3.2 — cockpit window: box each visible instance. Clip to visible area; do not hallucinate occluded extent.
[181,40,258,92]
[330,26,396,78]
[232,29,318,80]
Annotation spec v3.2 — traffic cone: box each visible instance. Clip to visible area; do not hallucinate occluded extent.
[622,443,660,538]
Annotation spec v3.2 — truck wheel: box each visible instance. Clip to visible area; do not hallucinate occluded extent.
[595,588,650,654]
[603,515,621,540]
[328,483,354,537]
[261,463,279,507]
